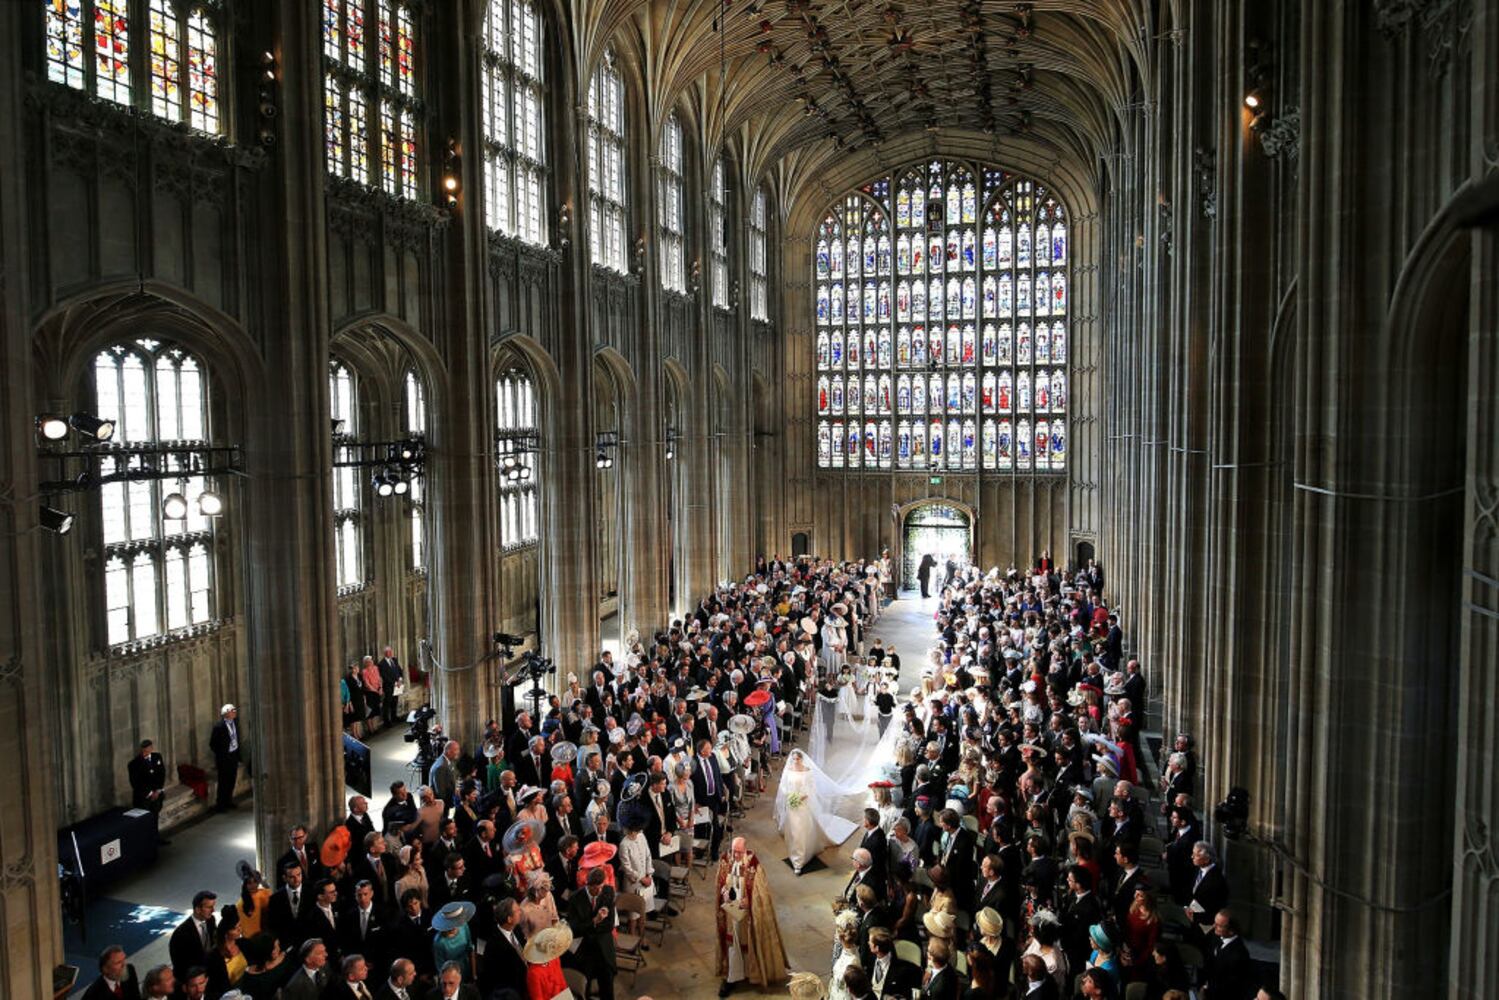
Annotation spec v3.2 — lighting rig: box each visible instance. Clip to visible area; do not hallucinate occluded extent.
[664,425,679,461]
[496,432,539,483]
[332,434,427,497]
[33,411,239,535]
[595,430,618,470]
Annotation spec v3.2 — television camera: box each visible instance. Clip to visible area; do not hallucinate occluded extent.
[403,703,444,775]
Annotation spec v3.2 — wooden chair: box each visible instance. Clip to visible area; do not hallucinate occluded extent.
[692,837,712,878]
[954,950,968,976]
[563,967,589,1000]
[614,892,649,981]
[961,814,980,834]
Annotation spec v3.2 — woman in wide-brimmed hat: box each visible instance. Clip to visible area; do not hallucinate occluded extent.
[430,901,477,981]
[577,839,617,890]
[522,923,573,1000]
[504,817,547,891]
[923,909,957,954]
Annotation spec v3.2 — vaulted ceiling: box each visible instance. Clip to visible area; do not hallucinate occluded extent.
[569,0,1168,212]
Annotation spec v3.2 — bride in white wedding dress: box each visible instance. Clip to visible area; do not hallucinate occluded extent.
[774,749,865,873]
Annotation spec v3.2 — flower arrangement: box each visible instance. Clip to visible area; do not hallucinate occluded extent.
[787,791,807,810]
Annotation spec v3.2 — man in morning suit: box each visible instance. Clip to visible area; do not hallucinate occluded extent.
[208,705,241,811]
[167,891,216,981]
[691,739,727,861]
[477,897,527,998]
[377,646,403,725]
[268,860,311,950]
[81,945,142,1000]
[566,868,617,1000]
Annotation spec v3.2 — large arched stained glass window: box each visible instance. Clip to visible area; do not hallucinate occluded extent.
[45,0,222,132]
[656,114,685,292]
[330,360,364,589]
[482,0,548,244]
[814,161,1068,473]
[322,0,420,197]
[496,368,538,547]
[586,49,627,273]
[403,368,427,571]
[94,340,217,647]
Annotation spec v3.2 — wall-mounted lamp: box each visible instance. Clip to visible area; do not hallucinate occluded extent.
[441,139,461,208]
[1244,90,1269,132]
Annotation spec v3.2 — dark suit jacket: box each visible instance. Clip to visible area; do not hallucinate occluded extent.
[127,752,167,808]
[461,836,503,883]
[336,904,386,966]
[80,968,142,1000]
[1205,936,1255,1000]
[351,853,405,911]
[387,911,435,977]
[345,812,377,846]
[872,955,921,999]
[277,966,331,1000]
[298,905,342,961]
[1016,978,1060,1000]
[690,754,726,814]
[277,847,325,887]
[975,876,1007,916]
[168,915,215,977]
[208,719,239,761]
[1190,866,1230,926]
[421,985,480,1000]
[566,886,618,972]
[478,926,528,996]
[858,826,889,888]
[1111,867,1146,923]
[267,885,310,948]
[1164,832,1197,903]
[921,965,959,1000]
[427,874,473,913]
[512,752,548,791]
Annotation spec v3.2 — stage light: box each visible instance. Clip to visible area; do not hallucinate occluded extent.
[665,446,674,460]
[399,441,418,460]
[37,414,69,440]
[374,472,395,497]
[332,418,347,435]
[1243,91,1261,111]
[198,490,223,516]
[500,454,517,470]
[393,477,410,496]
[69,412,115,442]
[519,465,532,481]
[39,505,74,535]
[162,491,189,520]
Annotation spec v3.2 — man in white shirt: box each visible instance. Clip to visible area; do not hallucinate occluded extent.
[209,704,241,811]
[333,954,373,1000]
[279,940,329,1000]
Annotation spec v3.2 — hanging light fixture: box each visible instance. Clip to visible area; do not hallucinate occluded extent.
[162,490,189,520]
[36,414,69,440]
[69,412,115,441]
[198,488,223,516]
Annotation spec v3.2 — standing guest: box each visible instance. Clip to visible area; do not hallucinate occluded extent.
[1123,886,1161,981]
[429,741,461,810]
[565,868,617,1000]
[377,646,404,725]
[521,925,572,1000]
[414,785,445,844]
[394,845,429,908]
[479,897,528,996]
[425,962,479,1000]
[373,958,417,1000]
[1188,842,1230,932]
[227,869,272,939]
[342,665,364,732]
[209,705,242,811]
[345,796,377,843]
[517,871,559,939]
[168,891,218,981]
[866,929,919,999]
[692,738,728,861]
[205,920,248,998]
[382,781,419,839]
[267,862,308,950]
[961,947,999,1000]
[337,881,385,975]
[139,965,174,999]
[299,880,342,963]
[236,934,294,1000]
[127,739,170,842]
[1203,910,1254,1000]
[1017,954,1060,1000]
[277,826,323,888]
[388,891,435,982]
[919,938,958,999]
[327,954,372,1000]
[278,940,331,1000]
[81,945,142,1000]
[361,655,385,723]
[430,902,477,983]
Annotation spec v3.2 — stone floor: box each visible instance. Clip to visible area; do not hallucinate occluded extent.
[71,594,941,999]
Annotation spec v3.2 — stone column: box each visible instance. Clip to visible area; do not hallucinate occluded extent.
[424,0,501,737]
[0,3,65,989]
[241,0,353,862]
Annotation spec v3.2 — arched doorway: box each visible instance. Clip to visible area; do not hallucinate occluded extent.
[900,503,972,591]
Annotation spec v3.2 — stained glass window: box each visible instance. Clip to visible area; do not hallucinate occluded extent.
[749,187,769,322]
[482,0,549,245]
[93,340,217,647]
[47,1,221,133]
[330,361,363,590]
[657,114,686,293]
[497,368,539,547]
[324,0,420,197]
[815,160,1068,473]
[710,157,730,308]
[404,369,427,571]
[586,48,628,273]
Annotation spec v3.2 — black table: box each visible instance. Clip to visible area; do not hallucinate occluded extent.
[58,806,159,892]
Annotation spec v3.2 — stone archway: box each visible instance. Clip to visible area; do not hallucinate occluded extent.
[895,500,975,593]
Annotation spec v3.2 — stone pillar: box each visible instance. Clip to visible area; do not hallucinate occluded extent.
[424,0,501,736]
[241,0,353,862]
[0,3,65,989]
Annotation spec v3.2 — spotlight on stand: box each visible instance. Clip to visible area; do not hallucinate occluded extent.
[1214,786,1251,840]
[39,505,75,535]
[69,412,115,442]
[162,491,189,520]
[37,414,69,441]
